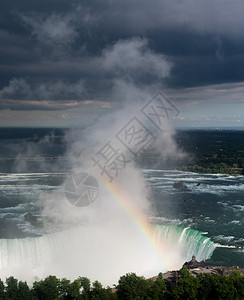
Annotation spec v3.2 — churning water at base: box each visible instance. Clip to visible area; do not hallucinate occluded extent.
[145,169,244,269]
[0,223,215,284]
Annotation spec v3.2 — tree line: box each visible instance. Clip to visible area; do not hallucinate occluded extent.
[0,266,244,299]
[175,130,244,176]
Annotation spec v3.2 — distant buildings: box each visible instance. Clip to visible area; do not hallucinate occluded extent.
[158,255,244,290]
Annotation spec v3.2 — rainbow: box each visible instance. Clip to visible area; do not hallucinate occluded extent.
[100,178,171,271]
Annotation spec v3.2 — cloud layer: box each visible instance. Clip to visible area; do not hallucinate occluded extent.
[0,0,244,126]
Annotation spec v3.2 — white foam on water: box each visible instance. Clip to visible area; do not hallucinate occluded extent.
[0,223,217,285]
[233,205,244,211]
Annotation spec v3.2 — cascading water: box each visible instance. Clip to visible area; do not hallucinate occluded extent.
[0,223,216,284]
[152,224,216,263]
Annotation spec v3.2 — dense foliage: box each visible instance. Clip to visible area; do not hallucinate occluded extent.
[139,130,244,175]
[176,130,244,175]
[0,267,243,299]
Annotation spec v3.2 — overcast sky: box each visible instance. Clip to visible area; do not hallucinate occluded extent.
[0,0,244,127]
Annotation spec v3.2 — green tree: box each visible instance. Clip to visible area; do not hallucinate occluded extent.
[33,275,60,300]
[67,279,81,299]
[117,272,150,300]
[155,273,166,291]
[172,266,198,300]
[197,273,235,300]
[90,280,109,300]
[230,271,244,299]
[196,273,212,299]
[146,273,167,299]
[0,279,5,299]
[216,276,235,300]
[105,287,118,300]
[59,278,71,298]
[5,276,18,300]
[17,281,31,300]
[79,277,91,299]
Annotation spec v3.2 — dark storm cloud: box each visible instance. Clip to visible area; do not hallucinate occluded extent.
[95,0,244,40]
[1,0,244,108]
[0,36,171,104]
[0,78,85,102]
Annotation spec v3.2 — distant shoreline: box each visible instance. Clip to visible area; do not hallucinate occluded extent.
[177,166,244,176]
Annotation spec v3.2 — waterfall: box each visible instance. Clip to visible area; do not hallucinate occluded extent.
[152,224,216,263]
[0,224,216,284]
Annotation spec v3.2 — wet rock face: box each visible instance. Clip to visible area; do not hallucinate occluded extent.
[173,181,188,190]
[24,213,42,227]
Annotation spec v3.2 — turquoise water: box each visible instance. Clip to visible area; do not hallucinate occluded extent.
[144,169,244,268]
